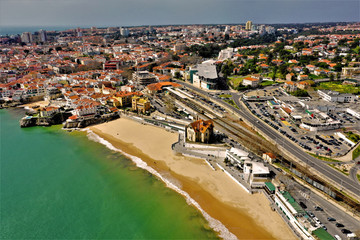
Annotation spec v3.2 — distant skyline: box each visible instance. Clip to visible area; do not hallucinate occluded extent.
[1,0,359,27]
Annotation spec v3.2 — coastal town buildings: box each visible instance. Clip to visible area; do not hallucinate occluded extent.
[1,22,360,240]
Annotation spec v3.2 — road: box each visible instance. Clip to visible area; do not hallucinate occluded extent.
[174,80,360,198]
[285,174,360,238]
[349,156,360,185]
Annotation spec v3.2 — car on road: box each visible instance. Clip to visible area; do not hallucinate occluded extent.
[335,223,344,228]
[315,206,323,211]
[341,229,351,234]
[333,235,341,240]
[299,202,307,209]
[327,217,336,221]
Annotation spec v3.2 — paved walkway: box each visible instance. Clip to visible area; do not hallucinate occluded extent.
[172,133,253,193]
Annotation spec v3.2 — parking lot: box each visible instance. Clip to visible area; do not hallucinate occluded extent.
[243,87,358,159]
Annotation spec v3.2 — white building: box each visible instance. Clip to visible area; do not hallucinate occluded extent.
[346,108,360,120]
[39,29,47,42]
[317,90,355,103]
[218,48,235,60]
[242,76,261,87]
[120,27,130,37]
[243,160,270,187]
[225,147,250,167]
[191,62,219,90]
[21,32,33,43]
[300,119,342,131]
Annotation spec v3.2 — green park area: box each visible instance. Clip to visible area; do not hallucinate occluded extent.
[219,94,232,99]
[315,81,360,94]
[260,80,276,87]
[344,131,360,143]
[228,75,246,88]
[353,144,360,160]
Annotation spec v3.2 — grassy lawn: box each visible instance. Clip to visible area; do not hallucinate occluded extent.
[219,94,232,99]
[228,75,246,88]
[357,174,360,182]
[264,72,281,79]
[315,81,360,94]
[308,74,324,80]
[223,99,239,109]
[344,131,360,144]
[353,144,360,160]
[260,81,275,87]
[308,153,341,162]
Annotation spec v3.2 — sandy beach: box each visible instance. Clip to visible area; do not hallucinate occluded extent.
[90,118,296,240]
[18,100,50,108]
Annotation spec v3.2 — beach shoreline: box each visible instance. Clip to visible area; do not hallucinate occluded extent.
[89,118,296,240]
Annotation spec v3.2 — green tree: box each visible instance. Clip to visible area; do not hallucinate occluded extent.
[271,66,278,80]
[303,67,310,75]
[334,63,343,72]
[24,49,30,57]
[174,71,181,79]
[315,62,329,69]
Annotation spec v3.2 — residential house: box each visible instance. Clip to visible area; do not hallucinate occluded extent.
[286,73,296,81]
[242,76,262,87]
[120,85,135,92]
[40,106,59,117]
[132,95,150,114]
[185,119,214,143]
[284,81,297,92]
[297,81,312,90]
[297,74,308,81]
[262,153,276,164]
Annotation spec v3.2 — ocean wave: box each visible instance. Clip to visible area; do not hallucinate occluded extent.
[84,128,237,240]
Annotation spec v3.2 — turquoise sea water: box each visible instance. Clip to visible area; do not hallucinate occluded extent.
[0,109,218,239]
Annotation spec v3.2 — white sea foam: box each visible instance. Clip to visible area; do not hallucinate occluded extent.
[84,128,238,240]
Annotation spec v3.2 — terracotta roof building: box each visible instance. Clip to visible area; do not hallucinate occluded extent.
[185,119,214,143]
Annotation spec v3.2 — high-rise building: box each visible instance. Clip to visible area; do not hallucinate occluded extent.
[21,32,33,43]
[245,21,253,31]
[76,28,83,37]
[120,27,129,37]
[39,29,47,42]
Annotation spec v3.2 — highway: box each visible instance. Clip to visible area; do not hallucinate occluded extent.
[174,80,360,198]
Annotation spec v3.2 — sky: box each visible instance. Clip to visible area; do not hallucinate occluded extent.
[0,0,359,27]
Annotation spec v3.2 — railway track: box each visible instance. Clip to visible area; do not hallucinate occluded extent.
[173,95,278,155]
